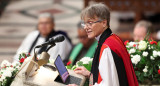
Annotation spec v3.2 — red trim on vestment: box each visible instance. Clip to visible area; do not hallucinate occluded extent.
[105,34,139,86]
[97,44,108,84]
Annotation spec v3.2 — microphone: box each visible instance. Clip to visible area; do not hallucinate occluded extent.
[35,35,65,48]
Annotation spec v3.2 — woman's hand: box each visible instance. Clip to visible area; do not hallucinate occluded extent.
[74,66,90,78]
[67,84,77,86]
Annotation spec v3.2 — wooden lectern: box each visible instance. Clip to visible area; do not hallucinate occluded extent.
[11,52,86,86]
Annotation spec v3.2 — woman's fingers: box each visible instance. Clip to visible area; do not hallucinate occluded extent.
[67,84,77,86]
[73,66,90,77]
[74,69,83,74]
[74,66,84,71]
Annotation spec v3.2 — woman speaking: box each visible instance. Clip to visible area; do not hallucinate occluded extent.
[68,3,138,86]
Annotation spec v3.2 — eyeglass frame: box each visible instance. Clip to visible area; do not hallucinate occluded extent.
[81,19,104,28]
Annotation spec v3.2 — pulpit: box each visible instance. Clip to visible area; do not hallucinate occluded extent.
[11,53,86,86]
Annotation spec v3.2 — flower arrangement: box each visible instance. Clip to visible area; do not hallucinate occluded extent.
[0,52,30,86]
[125,39,160,84]
[66,57,93,71]
[19,52,30,64]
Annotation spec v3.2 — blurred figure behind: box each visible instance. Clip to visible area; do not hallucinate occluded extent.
[133,20,153,41]
[13,13,72,62]
[68,21,97,65]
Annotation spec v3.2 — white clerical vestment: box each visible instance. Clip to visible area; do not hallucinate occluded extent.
[13,30,72,62]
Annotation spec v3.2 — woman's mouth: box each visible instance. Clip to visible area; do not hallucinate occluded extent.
[87,31,92,35]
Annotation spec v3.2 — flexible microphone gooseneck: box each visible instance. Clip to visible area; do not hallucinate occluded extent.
[35,35,65,48]
[34,35,65,61]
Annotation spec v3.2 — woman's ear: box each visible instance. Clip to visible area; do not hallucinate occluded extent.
[102,20,107,27]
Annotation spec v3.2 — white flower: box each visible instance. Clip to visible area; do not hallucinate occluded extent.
[129,48,136,54]
[150,56,155,60]
[158,51,160,56]
[0,77,3,82]
[131,55,133,57]
[128,42,136,48]
[80,57,92,64]
[148,47,151,50]
[2,70,12,77]
[0,75,6,81]
[151,46,154,49]
[142,52,148,57]
[143,68,148,73]
[7,67,14,72]
[138,41,147,50]
[131,55,141,65]
[0,69,6,73]
[12,61,20,67]
[145,66,148,68]
[1,60,11,68]
[153,51,158,57]
[126,46,130,48]
[15,65,20,69]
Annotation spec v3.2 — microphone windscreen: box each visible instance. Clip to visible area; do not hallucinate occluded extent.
[54,35,65,42]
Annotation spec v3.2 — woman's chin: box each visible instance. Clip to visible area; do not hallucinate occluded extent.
[88,35,95,39]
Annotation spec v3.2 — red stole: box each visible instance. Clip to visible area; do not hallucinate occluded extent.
[97,34,139,86]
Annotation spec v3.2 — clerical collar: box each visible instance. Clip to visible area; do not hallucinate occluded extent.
[95,28,112,42]
[95,34,101,41]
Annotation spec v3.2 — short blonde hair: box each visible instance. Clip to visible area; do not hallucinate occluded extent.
[81,3,110,28]
[135,20,153,33]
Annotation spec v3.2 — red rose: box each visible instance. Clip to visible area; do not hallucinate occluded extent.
[133,44,136,47]
[150,41,157,45]
[19,58,25,63]
[67,61,71,66]
[124,40,129,46]
[158,69,160,74]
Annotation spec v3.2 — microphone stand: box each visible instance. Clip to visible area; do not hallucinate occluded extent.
[19,43,56,82]
[46,43,55,52]
[34,43,56,67]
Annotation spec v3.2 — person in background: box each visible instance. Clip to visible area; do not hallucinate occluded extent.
[68,21,97,65]
[13,13,72,62]
[133,20,153,41]
[68,3,138,86]
[156,30,160,41]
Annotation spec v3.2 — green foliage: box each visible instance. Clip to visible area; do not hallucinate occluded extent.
[0,52,30,86]
[77,61,83,66]
[126,40,160,84]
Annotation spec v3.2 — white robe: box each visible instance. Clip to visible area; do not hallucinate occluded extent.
[13,30,72,62]
[93,35,119,86]
[94,47,119,86]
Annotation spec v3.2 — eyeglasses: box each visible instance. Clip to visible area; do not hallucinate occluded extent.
[81,19,103,28]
